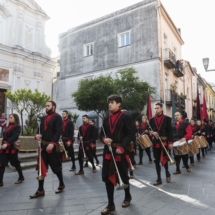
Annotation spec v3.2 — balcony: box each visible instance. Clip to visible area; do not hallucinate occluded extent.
[165,90,186,108]
[173,60,184,77]
[165,89,177,106]
[163,48,176,69]
[178,96,185,107]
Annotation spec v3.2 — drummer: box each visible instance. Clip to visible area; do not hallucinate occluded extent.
[172,112,192,174]
[189,119,196,166]
[136,116,153,165]
[195,120,206,161]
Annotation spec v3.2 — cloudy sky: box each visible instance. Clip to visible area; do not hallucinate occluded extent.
[35,0,215,82]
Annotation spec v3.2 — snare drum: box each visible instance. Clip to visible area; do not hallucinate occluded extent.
[187,139,199,157]
[199,136,208,148]
[139,134,152,149]
[193,136,201,148]
[173,140,189,155]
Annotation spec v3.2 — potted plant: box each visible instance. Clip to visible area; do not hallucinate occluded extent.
[170,83,177,92]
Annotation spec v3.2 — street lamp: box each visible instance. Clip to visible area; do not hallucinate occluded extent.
[202,58,215,72]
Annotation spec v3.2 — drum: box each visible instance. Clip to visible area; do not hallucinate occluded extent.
[139,134,152,149]
[193,136,201,148]
[187,139,199,157]
[199,136,208,148]
[173,140,189,155]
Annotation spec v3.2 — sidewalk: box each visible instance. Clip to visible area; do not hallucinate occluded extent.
[1,148,215,215]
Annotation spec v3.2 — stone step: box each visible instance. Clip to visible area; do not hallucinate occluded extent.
[9,146,104,170]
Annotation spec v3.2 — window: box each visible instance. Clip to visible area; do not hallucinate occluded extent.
[0,68,9,82]
[84,43,94,57]
[118,32,130,47]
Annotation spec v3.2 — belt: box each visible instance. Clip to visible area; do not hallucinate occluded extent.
[160,136,167,141]
[41,141,50,145]
[62,137,69,140]
[111,143,121,147]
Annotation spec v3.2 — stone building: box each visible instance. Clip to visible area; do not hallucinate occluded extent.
[0,0,55,115]
[53,0,186,124]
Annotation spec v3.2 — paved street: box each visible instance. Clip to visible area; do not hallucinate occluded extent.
[1,148,215,215]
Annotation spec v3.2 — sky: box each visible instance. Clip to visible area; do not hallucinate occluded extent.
[35,0,215,82]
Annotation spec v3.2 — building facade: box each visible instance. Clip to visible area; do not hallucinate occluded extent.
[0,0,55,115]
[53,0,186,124]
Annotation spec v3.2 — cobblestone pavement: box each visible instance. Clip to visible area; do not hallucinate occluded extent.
[1,147,215,215]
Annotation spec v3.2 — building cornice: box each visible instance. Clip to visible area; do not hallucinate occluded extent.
[60,0,156,38]
[12,0,50,20]
[0,44,56,67]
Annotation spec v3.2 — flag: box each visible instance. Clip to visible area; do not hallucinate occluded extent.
[196,87,201,120]
[172,91,177,123]
[146,93,152,119]
[202,93,209,122]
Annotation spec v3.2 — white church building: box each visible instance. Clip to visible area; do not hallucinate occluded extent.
[0,0,55,116]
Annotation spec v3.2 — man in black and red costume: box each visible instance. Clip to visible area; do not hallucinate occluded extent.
[100,95,134,215]
[149,102,173,186]
[172,112,192,175]
[75,115,97,175]
[61,110,76,171]
[30,101,64,198]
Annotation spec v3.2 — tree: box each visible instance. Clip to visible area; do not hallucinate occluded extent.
[6,89,30,134]
[114,68,155,121]
[72,75,115,118]
[6,89,50,135]
[72,68,155,120]
[68,111,79,124]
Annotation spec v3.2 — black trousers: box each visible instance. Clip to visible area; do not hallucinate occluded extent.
[174,152,189,171]
[139,146,152,162]
[0,150,23,183]
[102,147,131,206]
[78,142,95,171]
[86,147,99,165]
[64,143,76,167]
[37,144,64,191]
[197,148,205,160]
[153,147,170,180]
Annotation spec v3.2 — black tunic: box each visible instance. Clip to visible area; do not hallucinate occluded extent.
[149,114,173,147]
[62,119,74,142]
[0,125,21,167]
[39,112,62,143]
[100,110,134,185]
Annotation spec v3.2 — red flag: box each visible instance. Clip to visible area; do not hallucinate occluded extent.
[196,88,201,120]
[202,94,209,122]
[146,93,152,119]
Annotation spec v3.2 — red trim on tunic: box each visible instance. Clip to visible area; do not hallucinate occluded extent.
[115,155,121,162]
[117,146,124,153]
[44,111,56,130]
[105,154,111,160]
[40,149,48,177]
[62,118,69,132]
[86,146,89,151]
[81,123,89,136]
[160,149,169,166]
[109,174,117,186]
[108,109,123,134]
[62,154,66,162]
[141,123,147,132]
[154,114,165,131]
